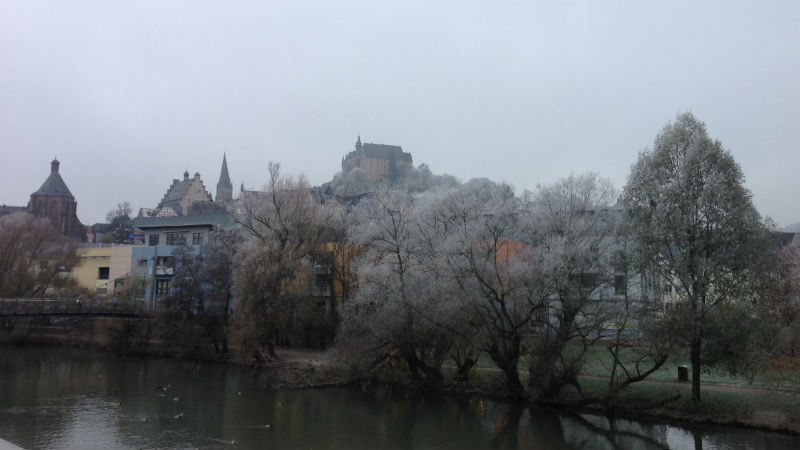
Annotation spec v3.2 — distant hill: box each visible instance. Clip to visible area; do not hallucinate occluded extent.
[782,222,800,233]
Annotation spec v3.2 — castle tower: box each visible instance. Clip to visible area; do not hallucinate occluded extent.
[27,158,85,240]
[216,153,233,203]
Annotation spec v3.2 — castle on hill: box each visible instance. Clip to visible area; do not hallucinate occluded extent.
[341,136,413,182]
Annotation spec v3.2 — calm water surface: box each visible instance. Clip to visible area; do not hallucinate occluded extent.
[0,345,798,450]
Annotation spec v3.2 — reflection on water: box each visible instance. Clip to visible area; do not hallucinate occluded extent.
[0,346,797,450]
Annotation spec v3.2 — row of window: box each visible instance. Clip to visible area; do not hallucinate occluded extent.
[148,232,203,246]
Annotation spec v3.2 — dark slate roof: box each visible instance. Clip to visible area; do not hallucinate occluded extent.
[217,154,232,187]
[362,143,413,162]
[92,223,112,232]
[31,159,74,198]
[157,173,213,214]
[133,213,233,230]
[159,179,192,208]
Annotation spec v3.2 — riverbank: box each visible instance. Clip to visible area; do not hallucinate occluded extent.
[3,317,799,436]
[6,343,795,450]
[252,347,800,435]
[566,379,800,435]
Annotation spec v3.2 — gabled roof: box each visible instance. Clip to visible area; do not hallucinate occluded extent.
[31,159,74,198]
[157,172,213,214]
[159,179,192,206]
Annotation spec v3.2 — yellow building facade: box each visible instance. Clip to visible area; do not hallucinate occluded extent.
[72,245,134,297]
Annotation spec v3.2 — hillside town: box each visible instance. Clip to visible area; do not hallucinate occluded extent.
[3,116,800,445]
[4,1,800,448]
[0,136,415,308]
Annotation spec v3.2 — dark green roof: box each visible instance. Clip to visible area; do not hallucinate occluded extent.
[133,213,233,230]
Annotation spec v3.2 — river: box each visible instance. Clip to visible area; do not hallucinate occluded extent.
[0,345,798,450]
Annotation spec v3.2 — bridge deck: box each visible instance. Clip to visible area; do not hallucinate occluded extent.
[0,298,147,318]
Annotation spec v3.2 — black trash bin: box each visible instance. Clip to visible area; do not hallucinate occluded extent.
[677,365,689,382]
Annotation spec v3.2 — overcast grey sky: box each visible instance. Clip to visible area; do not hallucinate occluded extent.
[1,1,798,226]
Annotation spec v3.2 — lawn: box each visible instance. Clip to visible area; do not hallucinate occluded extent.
[455,342,800,432]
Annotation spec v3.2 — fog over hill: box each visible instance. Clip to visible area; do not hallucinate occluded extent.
[1,2,799,226]
[783,222,800,233]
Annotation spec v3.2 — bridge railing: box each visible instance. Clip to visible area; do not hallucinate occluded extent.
[0,298,149,316]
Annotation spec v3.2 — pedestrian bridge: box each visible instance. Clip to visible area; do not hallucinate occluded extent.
[0,298,146,318]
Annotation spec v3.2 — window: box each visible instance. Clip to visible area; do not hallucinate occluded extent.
[166,232,186,246]
[149,234,160,246]
[156,279,171,296]
[614,275,627,296]
[192,232,203,245]
[98,267,110,280]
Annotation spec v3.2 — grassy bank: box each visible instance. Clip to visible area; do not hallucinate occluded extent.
[451,349,800,434]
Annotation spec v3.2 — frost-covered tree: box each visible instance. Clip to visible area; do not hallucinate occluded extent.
[623,113,774,402]
[234,162,335,361]
[523,173,624,398]
[338,188,452,386]
[433,182,545,396]
[521,174,673,405]
[327,163,460,197]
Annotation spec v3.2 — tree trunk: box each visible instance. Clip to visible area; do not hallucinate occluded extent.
[690,335,701,403]
[453,357,476,384]
[487,336,524,397]
[528,308,574,400]
[404,350,443,388]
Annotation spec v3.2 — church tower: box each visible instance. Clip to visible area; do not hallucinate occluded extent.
[216,153,233,203]
[27,158,85,240]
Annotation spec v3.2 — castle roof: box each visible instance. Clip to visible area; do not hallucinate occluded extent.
[361,143,412,162]
[31,159,74,199]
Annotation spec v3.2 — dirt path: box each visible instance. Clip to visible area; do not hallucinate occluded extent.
[274,348,334,368]
[579,374,800,396]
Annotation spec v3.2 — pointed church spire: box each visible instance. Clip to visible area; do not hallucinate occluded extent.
[216,153,233,203]
[218,153,231,186]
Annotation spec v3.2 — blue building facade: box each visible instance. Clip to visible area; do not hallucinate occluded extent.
[131,213,233,310]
